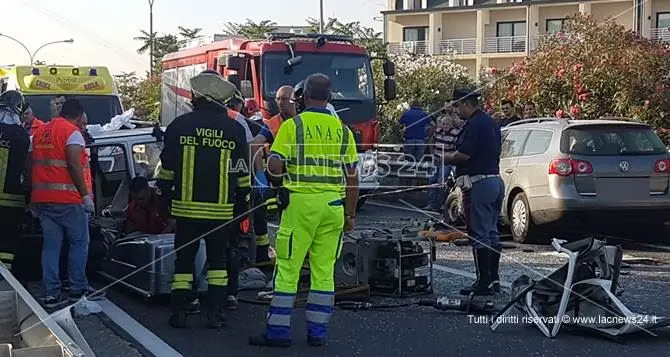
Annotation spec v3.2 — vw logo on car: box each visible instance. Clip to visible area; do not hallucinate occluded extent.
[619,161,630,172]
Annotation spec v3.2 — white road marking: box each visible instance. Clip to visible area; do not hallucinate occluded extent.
[433,264,513,288]
[97,299,183,357]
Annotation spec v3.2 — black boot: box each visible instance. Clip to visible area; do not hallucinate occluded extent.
[459,248,494,296]
[168,290,190,328]
[489,246,501,293]
[204,285,227,329]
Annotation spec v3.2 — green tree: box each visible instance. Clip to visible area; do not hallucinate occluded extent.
[114,72,161,122]
[222,19,277,39]
[305,17,339,34]
[178,26,202,39]
[114,72,140,109]
[482,14,670,132]
[373,54,474,143]
[150,34,180,75]
[305,18,386,57]
[133,29,155,55]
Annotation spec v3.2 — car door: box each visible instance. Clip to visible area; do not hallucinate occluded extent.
[500,129,530,219]
[515,129,554,207]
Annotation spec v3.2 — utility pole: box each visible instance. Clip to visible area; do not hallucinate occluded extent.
[148,0,155,76]
[319,0,324,33]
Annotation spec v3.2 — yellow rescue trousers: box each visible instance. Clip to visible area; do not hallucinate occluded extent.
[265,191,344,340]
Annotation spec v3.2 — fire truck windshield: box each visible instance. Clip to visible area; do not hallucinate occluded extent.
[262,52,374,101]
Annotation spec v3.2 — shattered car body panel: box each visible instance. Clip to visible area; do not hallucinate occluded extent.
[491,237,670,339]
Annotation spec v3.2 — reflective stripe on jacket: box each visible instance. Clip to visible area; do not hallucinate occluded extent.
[31,117,92,204]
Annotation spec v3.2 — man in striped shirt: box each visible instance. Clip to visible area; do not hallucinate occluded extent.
[425,108,463,211]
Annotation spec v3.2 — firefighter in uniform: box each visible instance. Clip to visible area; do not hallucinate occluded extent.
[249,73,359,347]
[157,70,251,329]
[250,84,298,264]
[0,91,30,272]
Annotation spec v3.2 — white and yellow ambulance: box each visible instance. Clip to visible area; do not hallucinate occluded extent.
[0,65,123,125]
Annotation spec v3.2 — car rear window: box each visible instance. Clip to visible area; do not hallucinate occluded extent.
[560,124,667,156]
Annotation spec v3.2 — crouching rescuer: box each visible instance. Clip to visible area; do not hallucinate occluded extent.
[249,73,359,347]
[157,70,251,329]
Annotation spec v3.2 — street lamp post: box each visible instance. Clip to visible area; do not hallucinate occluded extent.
[148,0,156,76]
[0,33,74,64]
[319,0,324,33]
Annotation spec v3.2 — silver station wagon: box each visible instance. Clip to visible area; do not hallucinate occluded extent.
[499,118,670,243]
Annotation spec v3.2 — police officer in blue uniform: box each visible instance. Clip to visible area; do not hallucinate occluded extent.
[442,89,504,296]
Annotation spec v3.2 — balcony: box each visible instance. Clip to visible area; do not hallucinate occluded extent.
[388,38,477,56]
[483,36,526,53]
[649,27,670,42]
[388,41,432,55]
[434,38,477,55]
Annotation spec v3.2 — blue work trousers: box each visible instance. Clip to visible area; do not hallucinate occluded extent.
[34,204,90,297]
[462,177,504,249]
[403,139,426,161]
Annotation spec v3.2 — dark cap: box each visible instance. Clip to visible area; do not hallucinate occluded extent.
[452,89,480,102]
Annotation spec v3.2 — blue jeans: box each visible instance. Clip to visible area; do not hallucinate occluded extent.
[34,204,89,297]
[403,139,426,161]
[463,177,504,249]
[428,163,453,210]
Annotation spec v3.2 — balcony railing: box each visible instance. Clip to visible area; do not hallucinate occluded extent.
[388,41,432,56]
[649,27,670,42]
[483,36,527,53]
[388,39,477,56]
[434,38,477,55]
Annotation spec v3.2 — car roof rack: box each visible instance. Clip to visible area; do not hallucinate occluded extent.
[504,117,561,128]
[265,32,354,44]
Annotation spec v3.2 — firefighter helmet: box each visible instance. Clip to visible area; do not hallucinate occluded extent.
[0,90,26,116]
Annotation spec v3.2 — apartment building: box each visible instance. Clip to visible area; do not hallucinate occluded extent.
[382,0,670,80]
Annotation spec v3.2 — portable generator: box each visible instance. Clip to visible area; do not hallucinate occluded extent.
[334,225,434,297]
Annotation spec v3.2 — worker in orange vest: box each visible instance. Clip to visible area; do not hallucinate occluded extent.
[30,98,101,310]
[250,85,297,263]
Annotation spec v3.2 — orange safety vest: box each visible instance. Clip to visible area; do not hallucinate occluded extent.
[31,117,93,204]
[227,108,243,121]
[262,114,284,154]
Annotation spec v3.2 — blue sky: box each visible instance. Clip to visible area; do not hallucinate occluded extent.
[2,0,385,75]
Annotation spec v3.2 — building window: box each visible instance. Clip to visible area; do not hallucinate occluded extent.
[403,27,428,42]
[449,0,473,6]
[402,27,429,54]
[546,19,566,33]
[497,21,526,37]
[397,0,426,9]
[657,13,670,28]
[496,21,526,52]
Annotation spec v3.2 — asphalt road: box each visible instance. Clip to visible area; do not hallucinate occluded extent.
[102,201,670,357]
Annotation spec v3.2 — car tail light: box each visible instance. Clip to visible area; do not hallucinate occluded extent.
[548,159,593,176]
[654,159,670,173]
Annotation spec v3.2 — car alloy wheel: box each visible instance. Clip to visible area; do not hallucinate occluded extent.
[512,199,528,238]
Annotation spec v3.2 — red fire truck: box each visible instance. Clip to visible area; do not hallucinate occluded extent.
[160,33,396,151]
